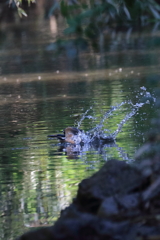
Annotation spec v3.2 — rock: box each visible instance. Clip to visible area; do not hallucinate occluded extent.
[74,159,147,213]
[17,159,160,240]
[17,208,136,240]
[97,193,141,218]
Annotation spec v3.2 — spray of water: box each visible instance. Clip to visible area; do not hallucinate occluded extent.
[76,87,155,143]
[77,106,93,128]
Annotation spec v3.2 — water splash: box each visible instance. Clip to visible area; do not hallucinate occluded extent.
[77,106,93,128]
[76,87,155,143]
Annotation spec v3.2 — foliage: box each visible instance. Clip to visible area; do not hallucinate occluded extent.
[56,0,160,37]
[8,0,160,35]
[9,0,35,17]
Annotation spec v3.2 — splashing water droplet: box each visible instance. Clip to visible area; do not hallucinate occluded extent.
[75,88,155,143]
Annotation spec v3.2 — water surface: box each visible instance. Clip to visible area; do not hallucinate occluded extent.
[0,16,159,240]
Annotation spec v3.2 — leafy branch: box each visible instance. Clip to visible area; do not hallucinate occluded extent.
[58,0,160,37]
[9,0,36,17]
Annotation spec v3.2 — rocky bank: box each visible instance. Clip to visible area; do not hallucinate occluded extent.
[18,145,160,240]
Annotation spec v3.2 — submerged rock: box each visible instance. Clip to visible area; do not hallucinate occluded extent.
[17,158,160,240]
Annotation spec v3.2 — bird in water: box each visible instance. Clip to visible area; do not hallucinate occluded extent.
[48,127,114,145]
[48,127,82,144]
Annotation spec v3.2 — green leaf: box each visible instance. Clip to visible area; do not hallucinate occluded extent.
[123,5,131,20]
[60,0,70,18]
[18,7,27,17]
[149,5,160,19]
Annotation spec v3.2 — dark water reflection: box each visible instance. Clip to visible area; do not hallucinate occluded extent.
[0,17,160,240]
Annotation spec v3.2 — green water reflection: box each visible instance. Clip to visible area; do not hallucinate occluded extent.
[0,15,160,240]
[0,68,157,239]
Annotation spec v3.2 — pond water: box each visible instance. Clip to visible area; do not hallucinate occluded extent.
[0,13,160,240]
